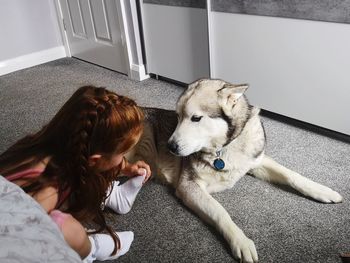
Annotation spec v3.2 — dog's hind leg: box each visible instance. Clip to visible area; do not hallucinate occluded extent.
[250,155,343,203]
[176,172,258,263]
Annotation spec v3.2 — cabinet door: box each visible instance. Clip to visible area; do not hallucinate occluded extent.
[141,3,210,84]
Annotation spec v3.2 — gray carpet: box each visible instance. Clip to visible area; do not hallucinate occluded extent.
[0,58,349,263]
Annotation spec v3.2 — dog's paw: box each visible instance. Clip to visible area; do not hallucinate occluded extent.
[307,184,343,203]
[230,233,258,263]
[317,188,343,203]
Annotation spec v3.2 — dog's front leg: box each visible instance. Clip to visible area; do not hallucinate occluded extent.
[251,155,343,203]
[176,173,258,263]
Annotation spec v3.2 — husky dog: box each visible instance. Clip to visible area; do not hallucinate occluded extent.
[127,79,343,263]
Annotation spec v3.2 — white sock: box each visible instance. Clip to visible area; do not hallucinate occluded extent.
[83,231,134,262]
[105,172,146,214]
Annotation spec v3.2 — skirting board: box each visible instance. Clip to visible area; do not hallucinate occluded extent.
[0,46,66,76]
[130,63,150,81]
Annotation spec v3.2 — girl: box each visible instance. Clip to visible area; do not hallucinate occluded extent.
[0,86,151,262]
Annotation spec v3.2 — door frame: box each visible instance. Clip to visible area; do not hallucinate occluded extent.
[54,0,149,80]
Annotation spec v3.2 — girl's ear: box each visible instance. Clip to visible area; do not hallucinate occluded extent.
[88,154,102,167]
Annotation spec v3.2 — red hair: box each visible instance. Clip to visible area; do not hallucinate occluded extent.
[0,86,144,255]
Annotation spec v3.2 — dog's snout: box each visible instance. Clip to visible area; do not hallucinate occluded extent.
[167,140,179,155]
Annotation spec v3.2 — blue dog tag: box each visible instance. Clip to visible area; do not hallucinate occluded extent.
[214,158,225,170]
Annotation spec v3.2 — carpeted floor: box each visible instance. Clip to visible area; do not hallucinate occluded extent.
[0,58,349,263]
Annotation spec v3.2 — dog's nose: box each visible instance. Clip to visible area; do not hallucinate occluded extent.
[167,140,179,155]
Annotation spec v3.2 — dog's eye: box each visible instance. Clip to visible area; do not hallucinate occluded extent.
[191,116,202,122]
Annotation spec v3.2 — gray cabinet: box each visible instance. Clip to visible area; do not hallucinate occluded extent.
[141,1,210,83]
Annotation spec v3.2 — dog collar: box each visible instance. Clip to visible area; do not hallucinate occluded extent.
[213,150,225,170]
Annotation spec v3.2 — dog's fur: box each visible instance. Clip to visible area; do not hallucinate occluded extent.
[127,79,342,263]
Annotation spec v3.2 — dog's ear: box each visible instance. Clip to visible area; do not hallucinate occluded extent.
[218,83,248,108]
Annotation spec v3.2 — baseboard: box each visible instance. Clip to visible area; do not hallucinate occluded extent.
[261,109,350,144]
[0,46,66,76]
[149,74,187,87]
[130,63,150,81]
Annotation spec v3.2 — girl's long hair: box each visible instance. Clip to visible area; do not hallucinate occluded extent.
[0,86,144,255]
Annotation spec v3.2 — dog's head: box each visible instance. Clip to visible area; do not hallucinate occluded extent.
[167,79,250,156]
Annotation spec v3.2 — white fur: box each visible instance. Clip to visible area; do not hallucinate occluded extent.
[129,79,342,263]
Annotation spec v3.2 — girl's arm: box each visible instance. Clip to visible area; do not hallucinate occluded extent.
[120,158,151,183]
[30,186,59,213]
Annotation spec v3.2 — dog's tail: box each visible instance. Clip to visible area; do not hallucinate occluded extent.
[250,155,343,203]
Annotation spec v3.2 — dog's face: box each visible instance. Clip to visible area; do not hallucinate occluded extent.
[167,79,248,156]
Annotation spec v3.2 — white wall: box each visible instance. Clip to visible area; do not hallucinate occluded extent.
[211,12,350,135]
[0,0,65,75]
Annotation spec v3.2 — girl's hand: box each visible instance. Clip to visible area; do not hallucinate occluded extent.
[121,159,151,183]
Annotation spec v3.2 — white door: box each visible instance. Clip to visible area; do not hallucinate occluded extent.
[60,0,127,74]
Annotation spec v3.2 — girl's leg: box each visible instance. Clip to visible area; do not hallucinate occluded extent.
[50,210,91,258]
[49,210,134,262]
[105,175,145,214]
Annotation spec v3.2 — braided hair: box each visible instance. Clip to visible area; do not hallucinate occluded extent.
[0,86,144,255]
